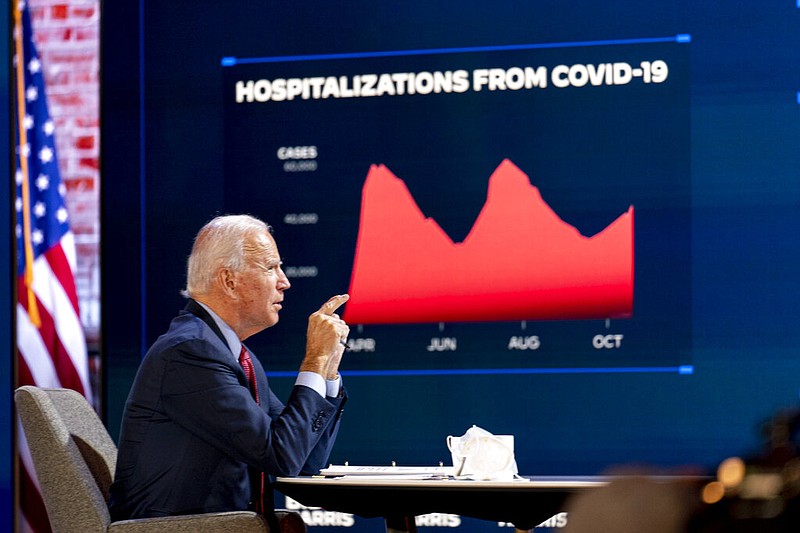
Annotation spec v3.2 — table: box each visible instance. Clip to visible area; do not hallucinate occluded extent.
[275,476,609,532]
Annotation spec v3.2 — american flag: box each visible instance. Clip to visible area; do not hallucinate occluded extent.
[14,2,93,532]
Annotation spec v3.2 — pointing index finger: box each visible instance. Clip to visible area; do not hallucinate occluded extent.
[320,294,349,316]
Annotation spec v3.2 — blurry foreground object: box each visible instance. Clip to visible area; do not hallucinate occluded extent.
[564,407,800,532]
[690,407,800,532]
[563,474,697,533]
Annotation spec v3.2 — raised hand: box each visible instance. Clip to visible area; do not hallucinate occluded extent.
[300,294,350,379]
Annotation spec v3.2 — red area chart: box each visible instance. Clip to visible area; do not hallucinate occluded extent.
[343,159,634,324]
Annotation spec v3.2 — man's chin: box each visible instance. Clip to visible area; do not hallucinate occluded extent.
[257,315,280,332]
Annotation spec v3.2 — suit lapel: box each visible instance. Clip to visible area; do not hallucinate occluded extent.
[184,298,273,415]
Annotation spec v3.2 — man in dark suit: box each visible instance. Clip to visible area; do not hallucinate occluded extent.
[109,214,349,526]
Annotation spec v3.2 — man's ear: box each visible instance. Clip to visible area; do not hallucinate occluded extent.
[217,267,238,299]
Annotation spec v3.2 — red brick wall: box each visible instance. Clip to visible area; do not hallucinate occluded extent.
[29,0,100,345]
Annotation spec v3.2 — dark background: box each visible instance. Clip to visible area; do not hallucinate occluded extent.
[101,2,800,530]
[1,1,13,524]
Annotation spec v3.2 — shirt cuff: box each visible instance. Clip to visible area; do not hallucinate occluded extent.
[326,375,342,398]
[296,371,326,398]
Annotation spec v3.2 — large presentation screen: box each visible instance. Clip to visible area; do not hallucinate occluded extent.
[222,37,691,375]
[109,2,800,530]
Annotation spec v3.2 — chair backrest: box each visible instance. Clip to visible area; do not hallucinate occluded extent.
[15,386,117,532]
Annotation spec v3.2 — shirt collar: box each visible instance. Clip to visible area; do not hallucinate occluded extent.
[195,300,241,358]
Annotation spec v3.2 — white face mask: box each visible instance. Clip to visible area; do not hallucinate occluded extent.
[447,425,519,481]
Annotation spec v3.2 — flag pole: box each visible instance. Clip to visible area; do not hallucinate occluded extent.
[13,1,41,328]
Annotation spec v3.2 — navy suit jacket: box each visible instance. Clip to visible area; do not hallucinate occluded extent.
[108,300,346,520]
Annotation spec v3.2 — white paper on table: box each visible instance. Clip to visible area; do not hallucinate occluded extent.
[319,465,455,479]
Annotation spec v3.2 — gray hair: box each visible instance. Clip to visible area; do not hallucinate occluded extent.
[185,214,272,297]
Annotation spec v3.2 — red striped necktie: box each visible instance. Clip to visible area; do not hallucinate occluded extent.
[238,345,265,513]
[239,344,260,402]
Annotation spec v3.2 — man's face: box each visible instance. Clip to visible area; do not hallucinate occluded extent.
[236,232,291,334]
